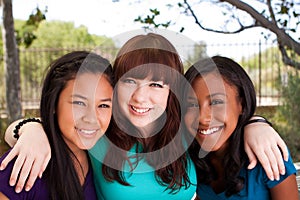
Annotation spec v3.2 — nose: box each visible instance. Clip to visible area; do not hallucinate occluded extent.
[131,84,149,103]
[82,106,98,124]
[198,105,211,125]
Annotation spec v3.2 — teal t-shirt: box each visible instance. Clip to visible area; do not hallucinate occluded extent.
[196,153,297,200]
[89,137,197,200]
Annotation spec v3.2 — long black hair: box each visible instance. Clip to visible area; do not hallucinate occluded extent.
[40,51,113,199]
[185,56,256,196]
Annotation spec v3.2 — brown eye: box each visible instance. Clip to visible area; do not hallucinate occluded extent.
[98,104,110,108]
[72,101,86,106]
[187,102,199,108]
[210,99,224,105]
[149,83,163,88]
[122,78,136,84]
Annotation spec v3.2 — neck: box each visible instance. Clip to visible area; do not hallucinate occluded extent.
[207,143,230,193]
[71,150,89,185]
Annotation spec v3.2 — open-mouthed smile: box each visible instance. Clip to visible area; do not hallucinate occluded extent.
[75,127,99,136]
[130,105,151,114]
[198,126,224,135]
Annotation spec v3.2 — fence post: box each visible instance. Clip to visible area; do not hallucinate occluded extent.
[258,40,262,105]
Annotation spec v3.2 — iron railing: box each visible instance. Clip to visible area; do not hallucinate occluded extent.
[0,42,292,114]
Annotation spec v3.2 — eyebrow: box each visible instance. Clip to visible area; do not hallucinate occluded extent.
[187,93,226,102]
[71,94,112,102]
[187,96,197,101]
[71,94,87,100]
[100,98,112,102]
[210,93,226,97]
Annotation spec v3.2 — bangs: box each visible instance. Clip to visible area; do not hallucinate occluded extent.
[114,48,182,86]
[123,63,176,84]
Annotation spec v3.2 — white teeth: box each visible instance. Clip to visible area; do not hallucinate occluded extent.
[199,127,221,135]
[78,129,97,135]
[131,106,150,113]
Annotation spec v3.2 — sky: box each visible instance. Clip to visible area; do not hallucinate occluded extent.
[10,0,271,60]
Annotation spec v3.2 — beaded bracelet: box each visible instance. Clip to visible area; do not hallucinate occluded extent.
[245,118,273,127]
[13,118,42,139]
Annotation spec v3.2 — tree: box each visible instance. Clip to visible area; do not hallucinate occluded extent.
[15,20,117,106]
[184,42,207,70]
[1,2,46,122]
[133,0,300,69]
[1,0,22,122]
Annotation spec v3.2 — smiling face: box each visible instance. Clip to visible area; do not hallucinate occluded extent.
[184,72,242,153]
[116,75,170,128]
[56,73,113,151]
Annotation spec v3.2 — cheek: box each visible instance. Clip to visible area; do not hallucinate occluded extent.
[97,110,112,131]
[184,110,197,127]
[57,101,74,124]
[158,90,170,110]
[56,106,76,136]
[117,86,131,103]
[211,107,227,121]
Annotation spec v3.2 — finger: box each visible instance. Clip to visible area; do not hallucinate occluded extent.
[14,157,35,193]
[276,136,289,161]
[257,152,274,181]
[9,154,25,187]
[24,159,41,191]
[39,153,51,178]
[273,146,288,175]
[264,147,280,181]
[0,148,19,171]
[244,144,257,169]
[271,144,286,176]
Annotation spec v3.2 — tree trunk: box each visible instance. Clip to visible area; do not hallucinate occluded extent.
[2,0,22,122]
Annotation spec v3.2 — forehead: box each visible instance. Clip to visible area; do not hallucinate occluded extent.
[67,73,112,95]
[190,73,237,97]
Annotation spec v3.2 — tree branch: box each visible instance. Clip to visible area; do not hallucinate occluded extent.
[266,0,277,24]
[183,0,258,34]
[222,0,300,55]
[278,43,300,70]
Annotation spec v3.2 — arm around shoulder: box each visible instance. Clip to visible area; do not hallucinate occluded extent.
[1,118,50,193]
[244,115,288,181]
[4,119,25,147]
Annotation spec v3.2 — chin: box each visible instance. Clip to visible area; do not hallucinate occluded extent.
[78,141,95,150]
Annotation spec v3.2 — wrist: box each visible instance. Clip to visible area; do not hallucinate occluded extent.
[13,118,42,139]
[245,116,272,127]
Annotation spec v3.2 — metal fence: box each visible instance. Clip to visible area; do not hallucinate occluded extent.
[0,42,291,114]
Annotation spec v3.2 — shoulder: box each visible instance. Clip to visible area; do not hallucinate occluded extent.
[268,153,297,188]
[247,153,297,188]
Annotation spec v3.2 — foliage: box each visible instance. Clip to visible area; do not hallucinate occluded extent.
[30,21,104,48]
[187,42,207,63]
[132,0,300,69]
[183,41,208,71]
[134,8,172,29]
[0,20,118,116]
[272,72,300,161]
[15,7,47,48]
[239,46,283,97]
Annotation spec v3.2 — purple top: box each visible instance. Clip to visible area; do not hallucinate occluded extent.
[0,150,97,200]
